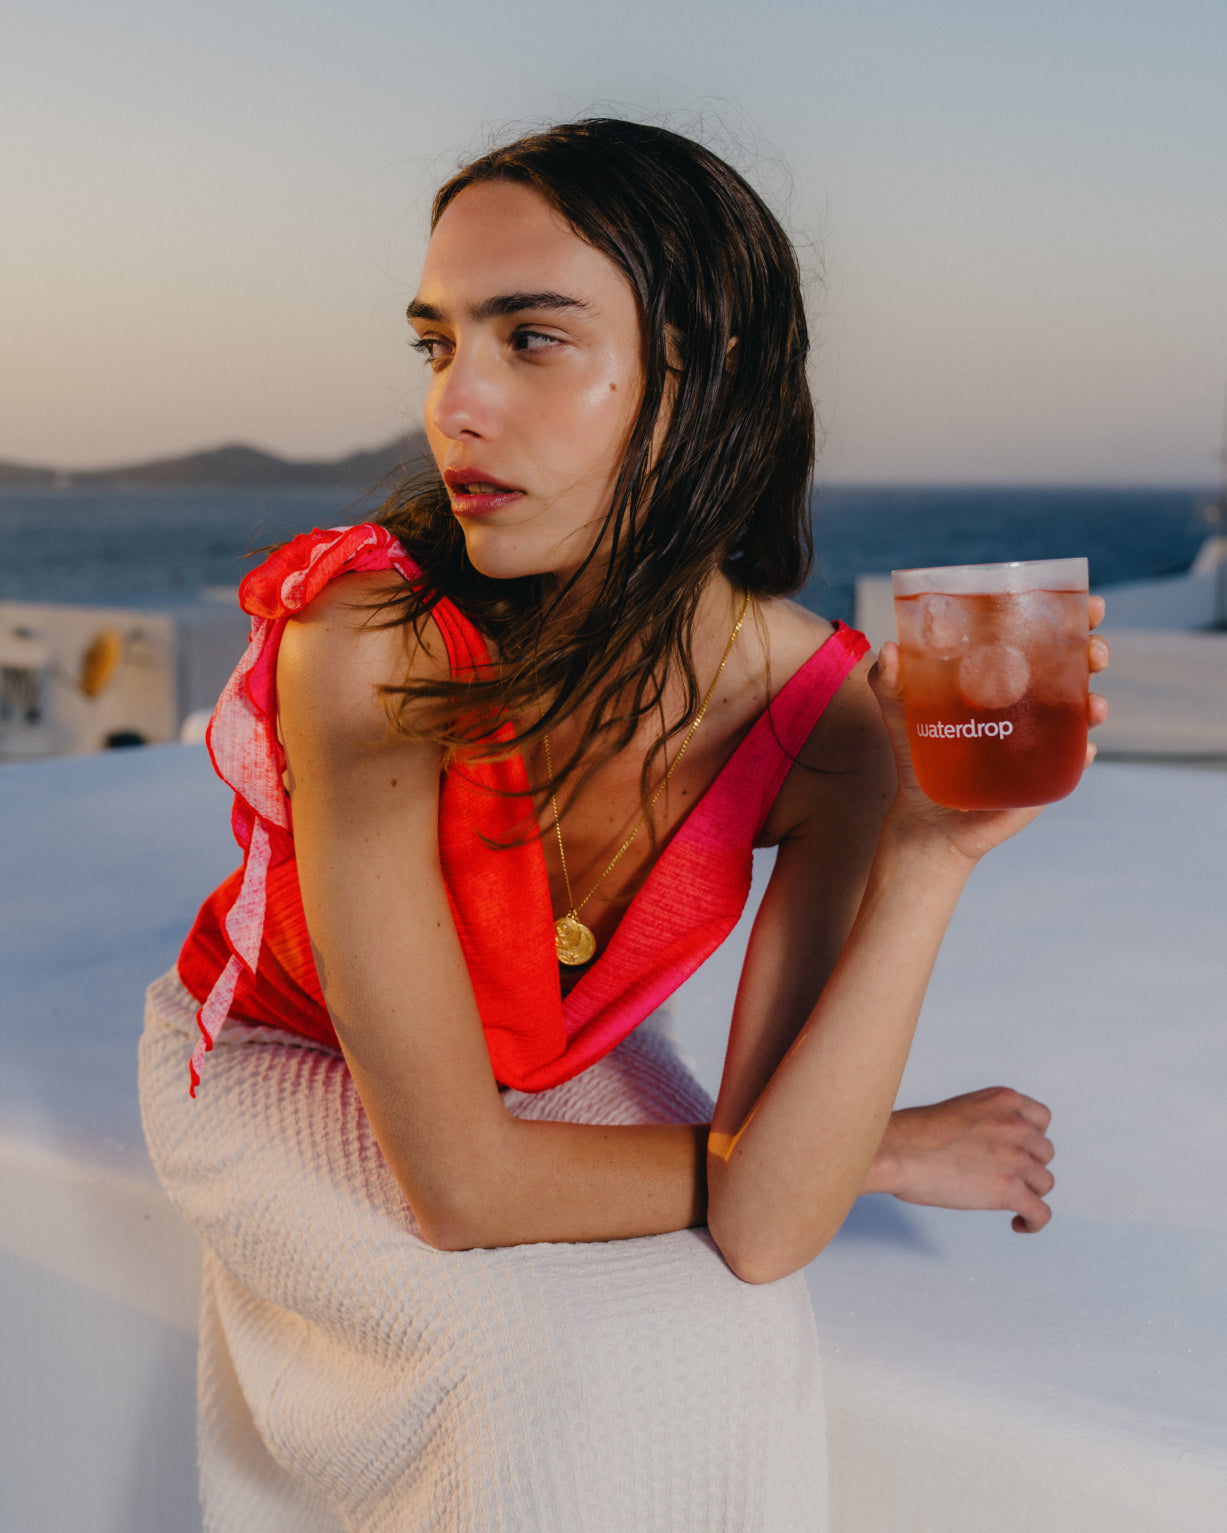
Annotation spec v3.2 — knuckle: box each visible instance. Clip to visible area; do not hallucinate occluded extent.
[981,1086,1019,1114]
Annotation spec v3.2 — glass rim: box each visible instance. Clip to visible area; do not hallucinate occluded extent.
[892,556,1088,597]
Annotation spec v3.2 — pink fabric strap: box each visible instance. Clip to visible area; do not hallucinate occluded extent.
[513,623,870,1091]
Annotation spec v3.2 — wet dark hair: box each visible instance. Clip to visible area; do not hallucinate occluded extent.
[376,117,815,804]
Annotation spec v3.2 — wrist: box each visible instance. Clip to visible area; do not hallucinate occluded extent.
[875,802,980,889]
[861,1116,903,1195]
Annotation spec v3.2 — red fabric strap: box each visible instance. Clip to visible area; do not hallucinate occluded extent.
[178,524,869,1095]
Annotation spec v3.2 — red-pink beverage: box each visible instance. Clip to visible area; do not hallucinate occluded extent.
[892,560,1089,811]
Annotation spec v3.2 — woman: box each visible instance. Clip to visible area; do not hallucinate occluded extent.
[141,119,1108,1531]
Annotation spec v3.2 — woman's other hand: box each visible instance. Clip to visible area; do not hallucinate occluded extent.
[868,591,1111,862]
[868,641,1044,861]
[864,1087,1055,1234]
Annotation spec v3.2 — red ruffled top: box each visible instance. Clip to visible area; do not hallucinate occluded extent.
[178,524,868,1096]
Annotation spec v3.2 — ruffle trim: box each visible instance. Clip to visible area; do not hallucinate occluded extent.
[190,524,422,1093]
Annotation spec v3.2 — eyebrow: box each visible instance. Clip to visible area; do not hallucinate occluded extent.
[406,291,593,323]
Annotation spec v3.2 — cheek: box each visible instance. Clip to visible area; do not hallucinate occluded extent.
[567,365,640,471]
[423,394,449,464]
[523,384,632,492]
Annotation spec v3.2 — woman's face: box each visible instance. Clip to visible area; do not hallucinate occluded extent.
[410,180,644,586]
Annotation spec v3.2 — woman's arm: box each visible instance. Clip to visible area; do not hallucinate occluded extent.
[279,576,707,1251]
[705,615,1109,1283]
[284,578,1103,1262]
[707,804,996,1283]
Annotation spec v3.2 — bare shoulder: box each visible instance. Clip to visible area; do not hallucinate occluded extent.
[753,594,834,675]
[277,570,449,756]
[755,598,896,845]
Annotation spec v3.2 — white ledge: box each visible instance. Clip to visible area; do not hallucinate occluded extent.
[2,746,1226,1529]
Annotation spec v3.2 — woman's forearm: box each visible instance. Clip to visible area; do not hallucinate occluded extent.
[428,811,973,1260]
[705,811,976,1282]
[424,1118,708,1250]
[429,1102,930,1253]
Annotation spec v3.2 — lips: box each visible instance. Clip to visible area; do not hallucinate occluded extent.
[443,467,525,517]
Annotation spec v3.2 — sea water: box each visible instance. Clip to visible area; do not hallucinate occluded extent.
[0,483,1215,623]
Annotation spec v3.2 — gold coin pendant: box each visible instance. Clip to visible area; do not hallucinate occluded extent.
[554,914,597,967]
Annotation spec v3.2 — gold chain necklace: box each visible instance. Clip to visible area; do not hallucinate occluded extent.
[543,592,750,967]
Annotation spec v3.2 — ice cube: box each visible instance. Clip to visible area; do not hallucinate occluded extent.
[920,595,970,659]
[1015,589,1086,640]
[893,597,925,650]
[957,643,1030,709]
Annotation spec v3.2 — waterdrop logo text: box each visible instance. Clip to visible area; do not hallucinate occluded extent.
[915,720,1015,740]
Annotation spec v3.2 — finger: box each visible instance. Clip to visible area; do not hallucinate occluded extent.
[1089,595,1105,630]
[1010,1192,1052,1233]
[1084,740,1098,767]
[1023,1160,1056,1197]
[1088,692,1109,728]
[1009,1121,1056,1165]
[1089,636,1110,673]
[870,640,902,698]
[1011,1095,1052,1133]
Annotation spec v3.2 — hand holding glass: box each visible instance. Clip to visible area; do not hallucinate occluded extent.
[891,558,1090,810]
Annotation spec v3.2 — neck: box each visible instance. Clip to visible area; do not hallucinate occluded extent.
[533,572,748,772]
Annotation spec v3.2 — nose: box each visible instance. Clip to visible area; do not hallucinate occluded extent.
[428,340,501,443]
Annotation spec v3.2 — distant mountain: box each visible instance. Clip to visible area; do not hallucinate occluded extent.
[0,433,434,490]
[0,460,57,486]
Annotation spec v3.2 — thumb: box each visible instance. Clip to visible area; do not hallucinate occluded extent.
[869,639,905,708]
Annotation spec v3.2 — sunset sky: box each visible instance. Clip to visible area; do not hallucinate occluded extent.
[4,0,1225,483]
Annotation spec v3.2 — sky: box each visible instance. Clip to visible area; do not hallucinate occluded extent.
[3,0,1225,484]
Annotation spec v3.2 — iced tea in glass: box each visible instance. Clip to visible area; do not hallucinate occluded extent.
[891,558,1089,810]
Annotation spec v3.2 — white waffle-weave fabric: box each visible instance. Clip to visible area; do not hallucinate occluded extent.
[140,969,828,1532]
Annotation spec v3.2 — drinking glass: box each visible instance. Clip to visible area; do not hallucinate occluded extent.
[891,558,1089,810]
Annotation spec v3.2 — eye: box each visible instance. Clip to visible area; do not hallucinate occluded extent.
[411,335,451,369]
[512,328,564,355]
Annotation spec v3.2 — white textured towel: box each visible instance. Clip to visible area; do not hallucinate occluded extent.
[140,970,827,1532]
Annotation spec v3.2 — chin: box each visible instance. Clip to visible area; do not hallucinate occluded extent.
[459,517,605,589]
[458,523,547,583]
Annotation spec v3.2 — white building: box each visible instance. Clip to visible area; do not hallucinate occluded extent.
[0,593,249,761]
